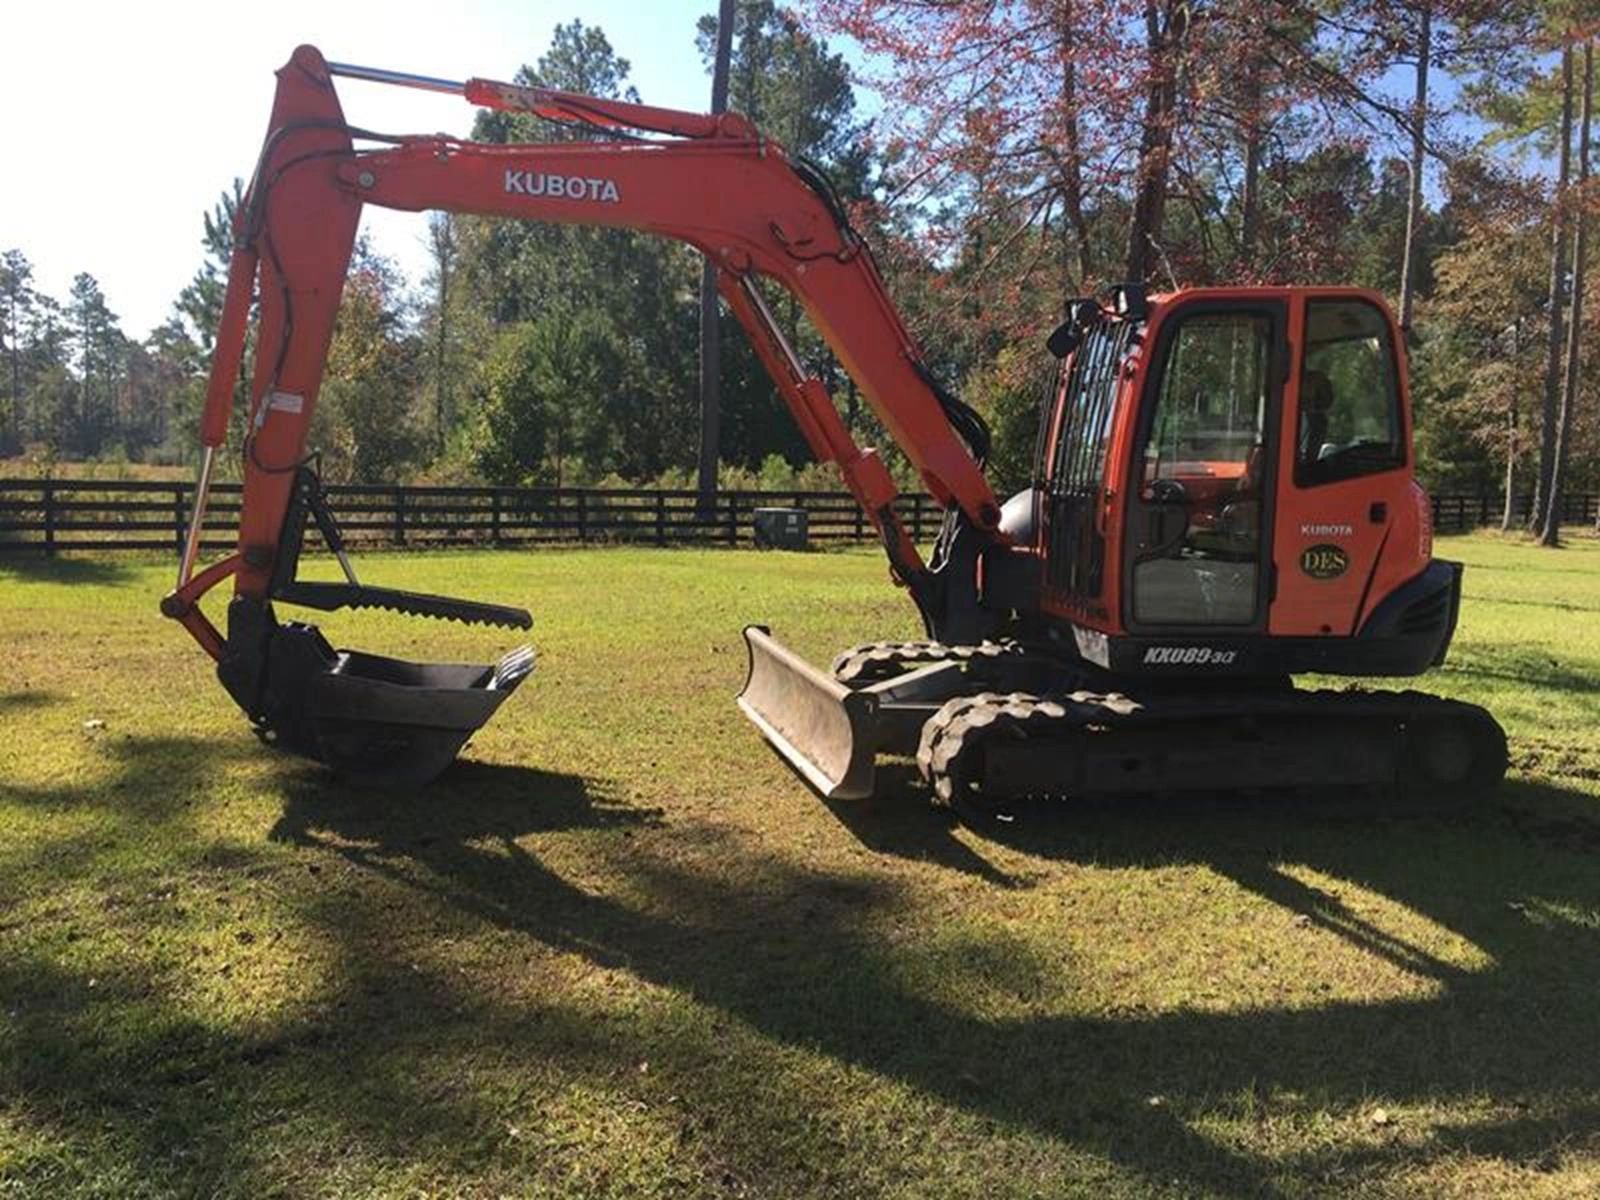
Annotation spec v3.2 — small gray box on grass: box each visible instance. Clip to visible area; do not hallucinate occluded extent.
[753,507,808,550]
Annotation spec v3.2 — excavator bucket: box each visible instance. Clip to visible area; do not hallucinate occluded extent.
[217,594,535,790]
[737,626,881,799]
[294,639,533,789]
[192,465,540,789]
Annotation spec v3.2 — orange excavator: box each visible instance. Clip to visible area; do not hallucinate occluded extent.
[163,46,1506,808]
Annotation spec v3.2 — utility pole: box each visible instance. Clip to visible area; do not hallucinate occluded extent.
[697,0,736,513]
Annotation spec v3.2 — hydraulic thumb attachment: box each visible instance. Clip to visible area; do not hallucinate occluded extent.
[207,469,534,788]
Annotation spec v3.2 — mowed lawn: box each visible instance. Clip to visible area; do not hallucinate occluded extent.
[1,532,1598,1198]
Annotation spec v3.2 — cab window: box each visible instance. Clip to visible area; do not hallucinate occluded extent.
[1131,311,1273,627]
[1297,300,1404,486]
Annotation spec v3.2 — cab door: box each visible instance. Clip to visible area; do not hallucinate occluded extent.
[1271,294,1413,636]
[1122,300,1286,633]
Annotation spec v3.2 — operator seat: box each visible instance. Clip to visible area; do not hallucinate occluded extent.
[1299,369,1335,464]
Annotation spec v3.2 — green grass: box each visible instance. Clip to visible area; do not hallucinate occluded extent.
[1,531,1597,1198]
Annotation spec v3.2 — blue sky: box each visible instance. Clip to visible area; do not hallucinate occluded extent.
[1,0,726,337]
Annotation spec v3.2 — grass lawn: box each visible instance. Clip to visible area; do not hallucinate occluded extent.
[1,531,1598,1198]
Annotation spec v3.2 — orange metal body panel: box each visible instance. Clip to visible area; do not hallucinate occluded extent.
[1268,289,1427,636]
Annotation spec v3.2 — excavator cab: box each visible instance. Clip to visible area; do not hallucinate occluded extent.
[1032,286,1453,677]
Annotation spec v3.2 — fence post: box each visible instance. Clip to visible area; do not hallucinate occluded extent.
[42,483,56,557]
[656,491,667,546]
[727,493,738,545]
[912,494,924,541]
[393,487,406,545]
[576,490,587,542]
[491,489,502,545]
[174,486,186,557]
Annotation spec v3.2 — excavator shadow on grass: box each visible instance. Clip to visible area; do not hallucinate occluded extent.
[8,726,1600,1196]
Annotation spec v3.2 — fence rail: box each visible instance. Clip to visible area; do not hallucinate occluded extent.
[0,478,1594,556]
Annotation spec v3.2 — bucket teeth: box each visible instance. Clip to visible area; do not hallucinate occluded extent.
[275,580,533,629]
[493,645,537,689]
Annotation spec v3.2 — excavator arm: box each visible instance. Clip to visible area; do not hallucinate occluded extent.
[163,45,1004,788]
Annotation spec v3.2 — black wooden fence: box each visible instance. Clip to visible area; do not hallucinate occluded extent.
[0,478,943,556]
[1430,491,1599,532]
[0,477,1595,556]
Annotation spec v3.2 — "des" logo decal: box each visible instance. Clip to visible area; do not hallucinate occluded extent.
[1300,543,1349,580]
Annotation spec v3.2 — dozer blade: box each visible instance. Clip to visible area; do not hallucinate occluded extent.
[737,625,881,800]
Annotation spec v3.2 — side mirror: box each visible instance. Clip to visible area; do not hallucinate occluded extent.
[1046,322,1081,359]
[1070,298,1102,326]
[1046,297,1104,358]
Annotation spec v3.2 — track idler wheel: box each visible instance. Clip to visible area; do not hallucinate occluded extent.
[1401,705,1508,797]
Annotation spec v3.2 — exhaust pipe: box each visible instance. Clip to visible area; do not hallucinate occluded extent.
[737,625,881,799]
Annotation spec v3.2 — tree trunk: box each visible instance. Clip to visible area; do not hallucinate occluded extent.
[1544,39,1592,547]
[1125,0,1191,283]
[1240,53,1263,274]
[1057,0,1093,291]
[4,294,17,453]
[697,0,736,512]
[1502,318,1518,531]
[1398,3,1431,331]
[428,213,454,458]
[1533,38,1575,532]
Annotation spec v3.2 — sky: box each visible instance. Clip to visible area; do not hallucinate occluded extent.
[1,0,726,339]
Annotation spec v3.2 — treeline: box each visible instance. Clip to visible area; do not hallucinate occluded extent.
[3,1,1599,537]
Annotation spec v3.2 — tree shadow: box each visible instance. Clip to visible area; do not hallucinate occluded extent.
[7,728,1600,1195]
[0,690,61,716]
[0,555,142,586]
[264,768,1600,1194]
[1,740,675,1193]
[1464,594,1600,615]
[1438,643,1600,695]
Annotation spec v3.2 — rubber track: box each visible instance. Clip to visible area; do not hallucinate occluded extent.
[914,686,1505,808]
[830,639,1028,685]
